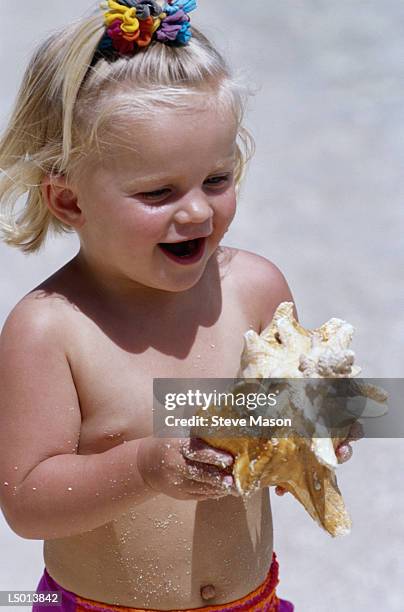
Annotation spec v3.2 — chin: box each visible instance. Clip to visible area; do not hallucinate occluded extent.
[159,273,206,294]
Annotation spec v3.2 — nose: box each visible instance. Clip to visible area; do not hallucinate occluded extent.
[173,191,214,225]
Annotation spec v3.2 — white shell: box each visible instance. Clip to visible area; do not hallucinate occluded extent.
[201,302,388,537]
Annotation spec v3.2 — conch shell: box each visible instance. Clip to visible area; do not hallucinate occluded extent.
[199,302,387,537]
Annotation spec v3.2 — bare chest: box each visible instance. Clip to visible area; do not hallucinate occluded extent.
[68,309,256,455]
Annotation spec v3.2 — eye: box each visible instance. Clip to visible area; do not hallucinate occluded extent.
[138,188,171,201]
[204,174,232,188]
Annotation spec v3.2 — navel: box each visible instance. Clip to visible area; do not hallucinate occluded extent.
[200,584,216,601]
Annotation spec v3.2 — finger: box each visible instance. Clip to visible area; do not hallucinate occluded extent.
[275,486,287,496]
[336,443,353,463]
[181,474,235,499]
[173,484,228,501]
[181,438,234,468]
[185,438,234,467]
[347,421,364,442]
[183,461,235,488]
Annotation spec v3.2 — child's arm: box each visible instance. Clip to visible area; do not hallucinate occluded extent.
[0,301,159,539]
[0,301,233,540]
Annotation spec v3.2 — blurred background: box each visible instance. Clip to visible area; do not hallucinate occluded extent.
[0,1,403,610]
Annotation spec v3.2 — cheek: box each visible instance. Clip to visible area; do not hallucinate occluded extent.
[123,207,166,238]
[215,189,237,229]
[96,200,169,247]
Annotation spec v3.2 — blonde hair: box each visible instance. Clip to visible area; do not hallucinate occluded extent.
[0,10,255,253]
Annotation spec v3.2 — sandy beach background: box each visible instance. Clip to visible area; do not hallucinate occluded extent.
[0,1,403,610]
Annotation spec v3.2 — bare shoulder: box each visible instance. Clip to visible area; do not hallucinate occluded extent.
[1,290,71,349]
[0,255,85,350]
[219,246,298,330]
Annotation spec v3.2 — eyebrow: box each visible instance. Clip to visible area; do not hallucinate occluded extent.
[121,157,236,187]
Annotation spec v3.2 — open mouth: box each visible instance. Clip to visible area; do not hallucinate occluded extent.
[158,238,206,264]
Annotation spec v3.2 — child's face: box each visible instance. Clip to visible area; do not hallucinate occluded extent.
[74,102,238,295]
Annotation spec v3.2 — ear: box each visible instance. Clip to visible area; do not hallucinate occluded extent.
[41,174,86,229]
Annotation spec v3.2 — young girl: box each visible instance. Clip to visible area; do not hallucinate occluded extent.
[0,2,355,610]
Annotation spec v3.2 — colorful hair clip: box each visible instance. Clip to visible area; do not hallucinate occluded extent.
[98,0,197,55]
